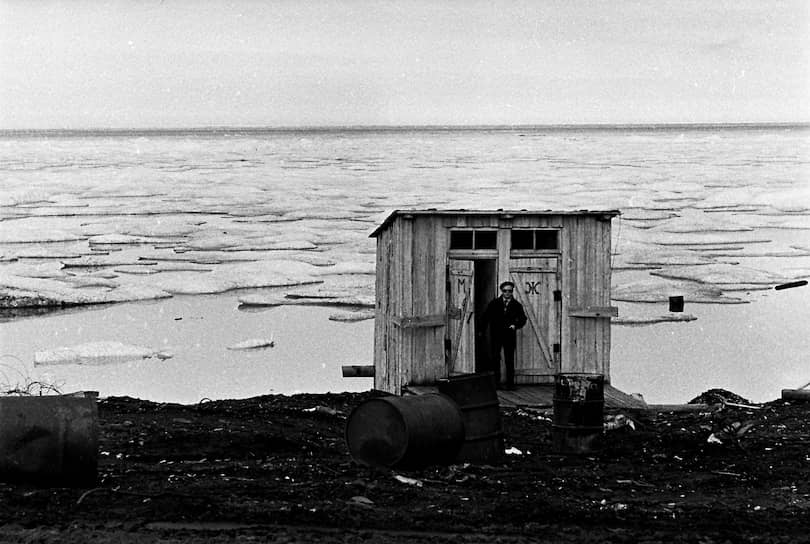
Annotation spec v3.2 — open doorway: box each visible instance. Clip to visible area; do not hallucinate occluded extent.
[473,259,497,373]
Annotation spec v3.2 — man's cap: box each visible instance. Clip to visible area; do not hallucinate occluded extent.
[499,281,515,290]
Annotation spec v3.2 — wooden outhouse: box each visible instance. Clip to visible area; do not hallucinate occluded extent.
[370,209,620,395]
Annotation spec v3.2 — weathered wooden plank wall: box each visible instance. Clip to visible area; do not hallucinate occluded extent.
[561,215,612,378]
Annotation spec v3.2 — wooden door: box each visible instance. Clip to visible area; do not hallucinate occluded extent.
[509,257,561,383]
[447,259,475,375]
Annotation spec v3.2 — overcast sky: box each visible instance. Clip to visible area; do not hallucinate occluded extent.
[1,0,808,129]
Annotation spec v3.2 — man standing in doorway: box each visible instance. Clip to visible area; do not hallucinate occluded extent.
[481,281,527,390]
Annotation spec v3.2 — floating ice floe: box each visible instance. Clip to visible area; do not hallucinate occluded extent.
[619,209,679,223]
[113,263,214,275]
[612,240,716,270]
[0,274,172,308]
[34,341,171,366]
[611,277,746,304]
[613,313,698,326]
[61,255,159,268]
[648,233,772,247]
[239,292,374,308]
[0,227,85,244]
[151,260,321,295]
[328,309,375,322]
[227,338,275,350]
[81,217,202,238]
[650,263,788,289]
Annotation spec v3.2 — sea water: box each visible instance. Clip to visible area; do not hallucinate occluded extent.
[1,125,808,403]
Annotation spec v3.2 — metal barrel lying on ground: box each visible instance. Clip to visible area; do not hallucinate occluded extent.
[345,394,464,469]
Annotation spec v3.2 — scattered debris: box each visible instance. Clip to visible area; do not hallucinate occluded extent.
[302,405,342,417]
[393,475,423,487]
[348,496,374,507]
[504,447,524,455]
[604,414,636,432]
[707,421,756,446]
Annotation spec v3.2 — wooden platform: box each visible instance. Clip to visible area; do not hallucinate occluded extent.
[403,383,648,410]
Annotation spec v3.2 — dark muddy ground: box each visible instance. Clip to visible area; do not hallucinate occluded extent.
[0,389,808,543]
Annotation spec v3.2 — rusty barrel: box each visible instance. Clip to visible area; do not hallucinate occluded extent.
[0,396,98,486]
[345,394,464,469]
[552,373,604,454]
[438,372,503,463]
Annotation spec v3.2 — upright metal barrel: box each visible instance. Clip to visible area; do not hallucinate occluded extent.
[438,372,503,463]
[345,394,464,469]
[0,396,98,486]
[552,373,604,454]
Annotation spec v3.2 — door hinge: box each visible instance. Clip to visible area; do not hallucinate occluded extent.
[553,290,562,301]
[553,343,561,353]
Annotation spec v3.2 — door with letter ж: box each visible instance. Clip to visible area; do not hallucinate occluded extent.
[509,257,561,383]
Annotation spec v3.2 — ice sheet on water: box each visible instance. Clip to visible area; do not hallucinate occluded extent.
[611,276,746,304]
[315,261,376,276]
[238,292,374,308]
[88,234,186,246]
[328,309,375,322]
[645,232,772,246]
[612,239,715,270]
[614,313,698,326]
[149,260,320,295]
[34,341,168,366]
[61,255,158,268]
[81,217,201,238]
[0,189,54,207]
[148,251,260,265]
[0,226,85,244]
[650,263,789,288]
[655,220,754,234]
[114,263,214,275]
[0,274,172,308]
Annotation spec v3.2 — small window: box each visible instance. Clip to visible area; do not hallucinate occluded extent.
[511,230,534,250]
[449,229,498,250]
[535,230,559,250]
[475,230,497,249]
[511,229,559,251]
[450,230,473,249]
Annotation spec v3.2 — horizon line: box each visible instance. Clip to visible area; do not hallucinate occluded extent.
[2,121,809,134]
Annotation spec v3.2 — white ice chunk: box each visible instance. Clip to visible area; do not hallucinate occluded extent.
[328,309,375,322]
[614,314,698,326]
[34,341,162,366]
[227,338,276,350]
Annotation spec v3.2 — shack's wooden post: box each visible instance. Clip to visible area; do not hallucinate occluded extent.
[370,210,620,395]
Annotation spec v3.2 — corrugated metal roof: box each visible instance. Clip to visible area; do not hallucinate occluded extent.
[369,209,621,237]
